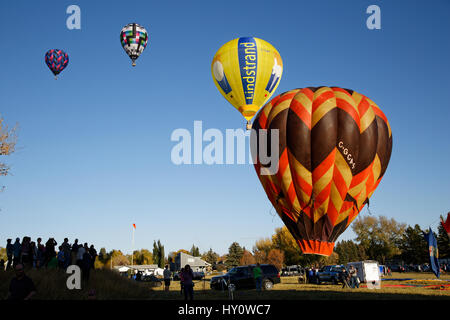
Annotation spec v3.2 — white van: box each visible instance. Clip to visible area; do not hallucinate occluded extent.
[346,260,380,284]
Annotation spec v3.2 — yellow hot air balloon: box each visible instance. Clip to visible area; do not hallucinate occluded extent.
[211,37,283,129]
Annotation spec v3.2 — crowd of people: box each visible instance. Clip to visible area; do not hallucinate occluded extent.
[1,237,98,276]
[1,236,99,300]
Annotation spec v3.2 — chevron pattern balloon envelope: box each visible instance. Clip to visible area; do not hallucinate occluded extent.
[251,86,392,256]
[45,49,69,79]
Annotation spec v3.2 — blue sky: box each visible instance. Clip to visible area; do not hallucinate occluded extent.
[0,0,449,256]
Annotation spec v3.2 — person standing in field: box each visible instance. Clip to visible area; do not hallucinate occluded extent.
[6,239,13,270]
[20,237,31,268]
[349,265,359,288]
[82,247,92,282]
[181,265,194,300]
[30,241,38,268]
[12,238,21,268]
[253,263,263,291]
[36,238,45,268]
[163,265,171,291]
[89,245,97,269]
[76,242,86,268]
[340,267,350,288]
[44,238,57,267]
[61,238,71,269]
[71,239,79,265]
[57,246,66,270]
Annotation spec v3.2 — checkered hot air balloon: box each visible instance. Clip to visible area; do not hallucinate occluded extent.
[120,23,148,66]
[45,49,69,79]
[251,87,393,256]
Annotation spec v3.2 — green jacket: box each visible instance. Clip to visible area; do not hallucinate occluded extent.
[253,266,262,279]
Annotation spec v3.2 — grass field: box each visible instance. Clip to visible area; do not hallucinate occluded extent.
[1,268,450,300]
[150,272,450,300]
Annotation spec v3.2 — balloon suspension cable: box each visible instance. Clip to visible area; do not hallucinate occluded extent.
[54,75,57,80]
[365,198,372,215]
[268,205,276,222]
[428,217,443,230]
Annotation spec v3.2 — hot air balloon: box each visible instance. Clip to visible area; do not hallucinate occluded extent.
[120,23,148,66]
[251,86,392,256]
[211,37,283,129]
[45,49,69,79]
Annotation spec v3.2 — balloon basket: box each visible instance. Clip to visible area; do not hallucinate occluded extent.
[246,121,252,130]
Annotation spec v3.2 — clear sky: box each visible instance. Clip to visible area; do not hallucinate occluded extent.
[0,0,449,256]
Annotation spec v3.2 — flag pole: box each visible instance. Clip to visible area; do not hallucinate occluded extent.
[132,225,135,266]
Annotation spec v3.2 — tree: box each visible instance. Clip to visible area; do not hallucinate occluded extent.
[0,247,6,262]
[323,252,340,266]
[240,250,256,265]
[334,240,367,264]
[190,244,200,257]
[153,240,165,268]
[266,249,284,271]
[399,224,428,264]
[271,227,303,265]
[253,250,267,264]
[174,249,190,256]
[253,237,272,256]
[252,237,272,264]
[132,249,153,265]
[215,254,228,271]
[202,248,219,265]
[352,215,406,264]
[0,116,17,189]
[105,250,129,267]
[437,222,450,259]
[226,242,244,267]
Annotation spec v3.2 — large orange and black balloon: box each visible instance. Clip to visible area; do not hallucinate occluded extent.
[251,87,392,256]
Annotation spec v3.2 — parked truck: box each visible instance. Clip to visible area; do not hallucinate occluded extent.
[316,265,346,284]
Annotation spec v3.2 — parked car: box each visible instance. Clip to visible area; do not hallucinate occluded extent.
[316,265,346,284]
[140,274,162,287]
[173,271,205,280]
[387,264,401,272]
[281,265,304,277]
[193,271,205,280]
[210,264,280,291]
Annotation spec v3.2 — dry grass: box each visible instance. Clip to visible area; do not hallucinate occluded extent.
[0,268,151,300]
[150,272,450,300]
[1,269,449,300]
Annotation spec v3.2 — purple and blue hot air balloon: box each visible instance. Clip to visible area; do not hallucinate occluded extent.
[45,49,69,79]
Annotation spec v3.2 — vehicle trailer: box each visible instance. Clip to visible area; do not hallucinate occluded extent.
[346,260,380,284]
